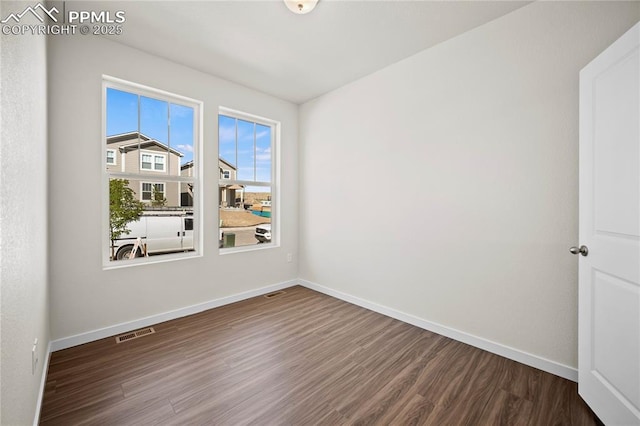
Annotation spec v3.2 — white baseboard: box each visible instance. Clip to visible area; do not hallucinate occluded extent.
[33,340,52,426]
[299,279,578,382]
[47,277,578,383]
[50,279,298,352]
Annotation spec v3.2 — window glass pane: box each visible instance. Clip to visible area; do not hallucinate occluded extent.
[150,183,166,206]
[154,155,165,171]
[219,184,271,249]
[255,124,271,183]
[140,96,168,143]
[140,96,169,174]
[106,89,138,172]
[180,181,195,207]
[106,88,138,136]
[141,182,152,200]
[237,119,255,181]
[108,177,145,261]
[219,115,236,168]
[109,176,195,262]
[141,154,152,170]
[171,103,194,176]
[217,115,271,184]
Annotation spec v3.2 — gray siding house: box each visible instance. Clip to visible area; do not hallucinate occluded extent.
[218,157,243,207]
[106,132,185,207]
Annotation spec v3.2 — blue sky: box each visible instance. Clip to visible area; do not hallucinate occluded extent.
[107,88,272,192]
[107,88,194,165]
[219,114,272,183]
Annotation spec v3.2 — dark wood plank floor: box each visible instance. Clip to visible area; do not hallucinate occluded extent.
[41,286,597,425]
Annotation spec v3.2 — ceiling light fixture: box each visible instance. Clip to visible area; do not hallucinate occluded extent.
[284,0,318,15]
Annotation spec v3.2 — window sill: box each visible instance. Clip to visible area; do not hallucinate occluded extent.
[103,251,202,270]
[219,242,279,255]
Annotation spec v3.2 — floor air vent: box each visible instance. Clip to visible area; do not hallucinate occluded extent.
[264,290,286,299]
[115,327,156,344]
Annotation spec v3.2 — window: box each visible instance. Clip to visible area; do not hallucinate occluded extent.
[104,76,202,266]
[141,182,165,202]
[106,149,116,165]
[218,108,278,251]
[140,152,166,172]
[141,153,152,170]
[154,155,165,171]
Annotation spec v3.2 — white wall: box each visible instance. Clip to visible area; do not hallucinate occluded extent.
[299,1,640,369]
[0,1,51,423]
[48,34,298,340]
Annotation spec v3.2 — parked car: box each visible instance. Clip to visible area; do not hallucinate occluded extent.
[111,213,194,260]
[255,224,271,243]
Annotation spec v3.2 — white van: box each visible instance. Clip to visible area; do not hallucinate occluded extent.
[111,213,194,260]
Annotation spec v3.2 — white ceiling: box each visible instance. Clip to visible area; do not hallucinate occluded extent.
[92,1,530,104]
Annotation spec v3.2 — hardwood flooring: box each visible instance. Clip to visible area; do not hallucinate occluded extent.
[41,286,597,425]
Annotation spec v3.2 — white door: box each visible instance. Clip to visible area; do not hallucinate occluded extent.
[578,22,640,425]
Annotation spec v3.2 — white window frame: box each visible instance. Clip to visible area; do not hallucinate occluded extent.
[106,149,117,165]
[154,155,165,171]
[222,169,231,179]
[140,150,166,172]
[218,107,280,254]
[140,182,165,202]
[102,75,203,268]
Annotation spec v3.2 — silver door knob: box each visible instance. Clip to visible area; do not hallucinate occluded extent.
[569,245,589,256]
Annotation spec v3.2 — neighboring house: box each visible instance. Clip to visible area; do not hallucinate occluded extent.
[180,161,195,207]
[219,157,243,207]
[106,132,186,207]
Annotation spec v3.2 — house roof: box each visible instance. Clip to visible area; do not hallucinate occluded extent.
[218,157,236,171]
[107,131,150,144]
[107,132,184,157]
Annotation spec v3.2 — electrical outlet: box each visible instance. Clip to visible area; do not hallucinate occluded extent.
[287,253,293,263]
[32,338,38,375]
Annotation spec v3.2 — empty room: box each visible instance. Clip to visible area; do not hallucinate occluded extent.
[1,0,639,424]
